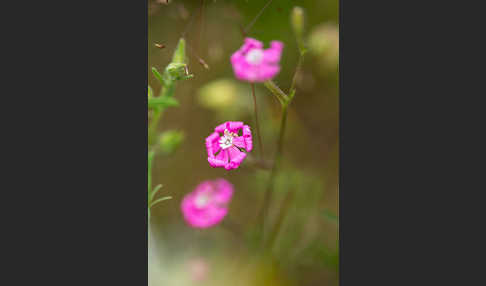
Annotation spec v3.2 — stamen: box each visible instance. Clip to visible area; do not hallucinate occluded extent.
[219,129,235,150]
[245,49,264,65]
[195,194,211,208]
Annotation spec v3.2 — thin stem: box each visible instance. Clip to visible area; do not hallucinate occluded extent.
[259,103,289,243]
[148,108,163,146]
[264,80,288,105]
[289,53,304,94]
[244,0,274,35]
[251,83,264,160]
[266,189,295,249]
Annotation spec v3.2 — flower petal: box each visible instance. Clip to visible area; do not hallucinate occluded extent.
[225,146,247,170]
[242,125,253,152]
[232,136,246,150]
[205,132,221,156]
[208,149,228,168]
[213,179,234,203]
[263,41,284,63]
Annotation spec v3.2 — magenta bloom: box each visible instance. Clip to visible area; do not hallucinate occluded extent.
[206,121,252,170]
[188,258,209,282]
[231,37,284,82]
[181,179,234,228]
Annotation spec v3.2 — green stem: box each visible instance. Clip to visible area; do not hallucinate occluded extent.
[264,80,288,105]
[266,189,295,249]
[251,83,264,159]
[244,0,274,35]
[148,109,163,146]
[259,103,288,243]
[289,53,304,94]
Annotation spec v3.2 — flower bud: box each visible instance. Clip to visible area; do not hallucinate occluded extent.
[159,130,185,154]
[165,63,192,81]
[291,7,305,49]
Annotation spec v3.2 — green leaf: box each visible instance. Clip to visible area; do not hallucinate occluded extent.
[148,96,179,109]
[158,130,185,154]
[150,196,172,208]
[264,80,289,106]
[152,67,164,84]
[150,184,164,203]
[289,89,296,101]
[172,38,186,64]
[165,63,193,81]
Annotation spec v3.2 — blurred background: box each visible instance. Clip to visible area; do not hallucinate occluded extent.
[148,0,338,285]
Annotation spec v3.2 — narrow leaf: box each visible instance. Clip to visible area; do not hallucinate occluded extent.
[150,196,172,208]
[148,96,179,109]
[152,67,164,84]
[172,38,186,64]
[150,184,164,203]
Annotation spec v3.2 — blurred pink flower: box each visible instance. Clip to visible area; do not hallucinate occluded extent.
[188,257,209,282]
[231,37,284,82]
[181,179,234,228]
[206,121,252,170]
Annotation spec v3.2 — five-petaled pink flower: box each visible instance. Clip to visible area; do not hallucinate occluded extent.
[181,179,234,228]
[206,121,252,170]
[230,37,284,82]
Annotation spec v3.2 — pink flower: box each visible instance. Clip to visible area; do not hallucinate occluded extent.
[188,257,209,282]
[231,37,284,82]
[181,179,234,228]
[205,121,252,170]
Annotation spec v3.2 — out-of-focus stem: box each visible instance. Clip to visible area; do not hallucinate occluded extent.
[259,103,288,243]
[264,80,288,105]
[244,0,274,35]
[266,189,295,249]
[251,83,264,160]
[148,79,175,146]
[148,109,162,146]
[289,53,304,95]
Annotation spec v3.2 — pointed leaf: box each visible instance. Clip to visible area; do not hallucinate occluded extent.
[148,96,179,109]
[150,196,172,208]
[150,184,164,203]
[152,67,164,84]
[172,38,186,64]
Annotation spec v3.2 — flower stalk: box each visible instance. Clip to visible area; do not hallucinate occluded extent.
[259,101,289,242]
[251,83,264,159]
[259,7,307,245]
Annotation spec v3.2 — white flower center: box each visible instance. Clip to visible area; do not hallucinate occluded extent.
[195,194,211,208]
[245,49,264,65]
[219,129,235,150]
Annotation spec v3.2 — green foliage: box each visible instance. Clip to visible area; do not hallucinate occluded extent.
[148,96,179,109]
[158,130,185,155]
[171,37,186,64]
[148,85,153,98]
[151,67,164,85]
[149,38,192,146]
[264,80,289,106]
[148,38,193,221]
